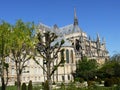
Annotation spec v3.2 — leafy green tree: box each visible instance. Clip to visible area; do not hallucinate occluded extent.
[111,54,120,77]
[35,31,65,90]
[76,56,98,81]
[98,59,120,79]
[96,54,120,86]
[97,62,113,79]
[9,20,35,90]
[0,21,11,90]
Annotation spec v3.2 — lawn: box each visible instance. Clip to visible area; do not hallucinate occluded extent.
[4,85,120,90]
[5,85,42,90]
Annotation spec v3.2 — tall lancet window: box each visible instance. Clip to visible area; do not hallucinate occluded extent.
[66,49,69,63]
[71,50,74,63]
[61,49,64,61]
[75,39,80,51]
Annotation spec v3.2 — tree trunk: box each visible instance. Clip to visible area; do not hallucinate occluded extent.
[47,62,52,90]
[47,76,52,90]
[1,77,6,90]
[17,73,21,90]
[1,57,6,90]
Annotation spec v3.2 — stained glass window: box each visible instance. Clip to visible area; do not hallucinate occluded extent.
[66,49,69,63]
[71,50,74,63]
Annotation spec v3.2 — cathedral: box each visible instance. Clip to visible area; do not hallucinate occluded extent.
[1,9,109,85]
[38,9,109,64]
[35,9,109,83]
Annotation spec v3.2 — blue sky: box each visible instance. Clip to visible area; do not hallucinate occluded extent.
[0,0,120,56]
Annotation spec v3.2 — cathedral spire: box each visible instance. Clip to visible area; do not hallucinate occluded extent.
[74,8,78,26]
[97,33,100,41]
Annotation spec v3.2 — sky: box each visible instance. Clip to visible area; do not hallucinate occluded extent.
[0,0,120,56]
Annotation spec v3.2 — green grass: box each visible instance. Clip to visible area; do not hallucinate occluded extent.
[2,85,120,90]
[4,85,42,90]
[54,85,120,90]
[6,86,17,90]
[55,87,120,90]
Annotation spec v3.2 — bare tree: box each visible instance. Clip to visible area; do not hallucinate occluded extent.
[34,31,65,90]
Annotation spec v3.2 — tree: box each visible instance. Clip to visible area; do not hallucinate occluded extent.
[111,54,120,77]
[21,83,27,90]
[9,20,35,90]
[98,61,115,78]
[35,31,65,90]
[0,21,11,90]
[76,56,98,81]
[97,56,120,79]
[28,80,33,90]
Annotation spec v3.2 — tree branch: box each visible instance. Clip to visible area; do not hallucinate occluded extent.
[33,57,47,73]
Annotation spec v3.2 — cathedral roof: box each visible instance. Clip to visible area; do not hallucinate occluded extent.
[39,23,82,36]
[60,24,82,35]
[51,36,72,47]
[38,8,82,36]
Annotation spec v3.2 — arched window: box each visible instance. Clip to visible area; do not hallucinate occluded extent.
[61,49,64,61]
[66,49,69,63]
[71,50,74,63]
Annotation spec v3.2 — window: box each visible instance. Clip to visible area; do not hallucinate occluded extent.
[68,75,70,80]
[35,67,37,74]
[62,76,64,81]
[61,50,64,61]
[23,68,26,73]
[75,39,80,51]
[35,77,37,81]
[71,50,74,63]
[66,49,69,63]
[39,76,40,80]
[6,57,9,63]
[11,66,15,75]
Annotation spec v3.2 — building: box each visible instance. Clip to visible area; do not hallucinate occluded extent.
[38,8,109,64]
[1,9,109,85]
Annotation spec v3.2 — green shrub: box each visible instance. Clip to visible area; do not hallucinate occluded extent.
[87,81,95,86]
[113,77,120,85]
[60,83,65,89]
[52,81,56,85]
[95,78,102,84]
[22,83,26,90]
[116,77,120,85]
[74,77,80,82]
[66,82,76,90]
[14,81,17,86]
[79,78,84,83]
[111,77,118,84]
[28,80,33,90]
[74,77,84,83]
[104,78,114,87]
